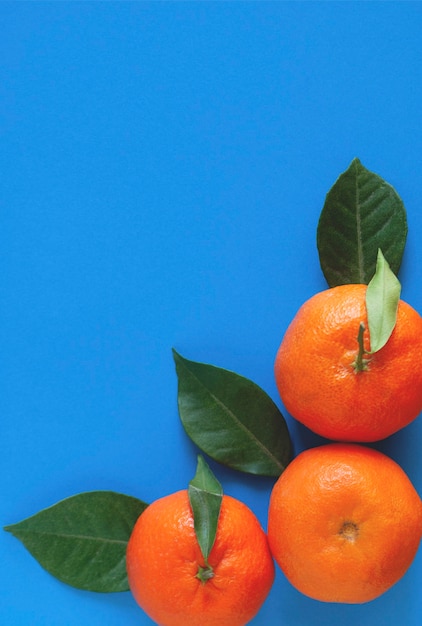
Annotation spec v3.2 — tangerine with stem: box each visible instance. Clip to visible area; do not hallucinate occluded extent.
[126,490,275,626]
[274,283,422,441]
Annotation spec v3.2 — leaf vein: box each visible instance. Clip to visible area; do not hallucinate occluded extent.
[186,369,283,471]
[12,529,127,545]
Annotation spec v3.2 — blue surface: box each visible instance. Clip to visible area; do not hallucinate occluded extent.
[2,3,422,625]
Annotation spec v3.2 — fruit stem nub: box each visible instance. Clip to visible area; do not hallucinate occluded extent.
[353,322,370,373]
[196,562,214,584]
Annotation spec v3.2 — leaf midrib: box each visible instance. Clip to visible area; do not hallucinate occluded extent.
[355,163,365,283]
[7,528,127,545]
[185,365,283,471]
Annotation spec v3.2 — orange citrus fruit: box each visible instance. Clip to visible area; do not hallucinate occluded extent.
[267,443,422,603]
[274,283,422,441]
[126,489,275,626]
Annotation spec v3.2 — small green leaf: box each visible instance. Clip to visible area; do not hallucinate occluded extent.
[366,249,401,353]
[317,158,407,286]
[188,455,223,562]
[173,349,292,477]
[4,491,148,592]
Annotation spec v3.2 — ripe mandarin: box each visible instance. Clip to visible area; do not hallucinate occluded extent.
[126,490,274,626]
[274,283,422,441]
[267,443,422,603]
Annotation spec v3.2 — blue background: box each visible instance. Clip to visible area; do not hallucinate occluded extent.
[2,3,422,625]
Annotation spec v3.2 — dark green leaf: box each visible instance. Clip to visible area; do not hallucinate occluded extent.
[366,249,401,353]
[4,491,148,592]
[317,158,407,286]
[173,349,292,477]
[188,456,223,561]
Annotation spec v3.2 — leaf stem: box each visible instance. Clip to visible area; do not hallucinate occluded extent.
[353,322,370,373]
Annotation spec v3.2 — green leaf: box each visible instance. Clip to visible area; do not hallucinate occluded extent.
[188,456,223,562]
[173,349,292,477]
[4,491,148,593]
[366,249,401,353]
[317,158,407,286]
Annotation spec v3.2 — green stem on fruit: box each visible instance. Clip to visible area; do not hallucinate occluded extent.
[353,322,370,373]
[196,562,214,584]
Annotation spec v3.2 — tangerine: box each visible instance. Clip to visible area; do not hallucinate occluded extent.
[274,283,422,441]
[267,443,422,603]
[126,490,274,626]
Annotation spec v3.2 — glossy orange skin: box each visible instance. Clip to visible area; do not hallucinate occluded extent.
[268,443,422,603]
[275,283,422,441]
[126,490,275,626]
